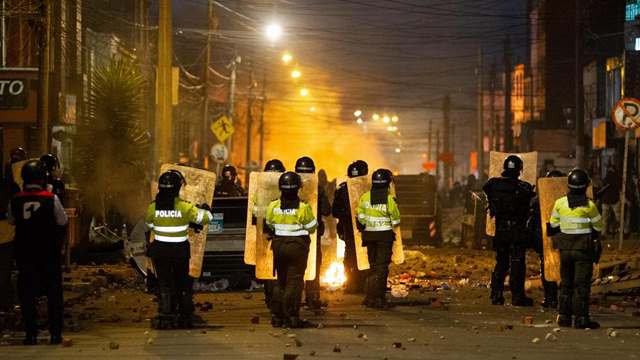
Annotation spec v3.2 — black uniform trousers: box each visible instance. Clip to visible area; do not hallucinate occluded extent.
[150,241,192,317]
[271,236,309,319]
[0,241,15,311]
[364,240,393,302]
[558,249,593,318]
[491,223,527,298]
[16,256,63,337]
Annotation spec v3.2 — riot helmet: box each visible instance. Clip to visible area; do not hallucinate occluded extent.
[502,155,523,178]
[40,153,60,174]
[371,168,392,188]
[10,147,27,164]
[568,169,590,190]
[295,156,315,173]
[347,160,368,178]
[264,159,285,173]
[158,171,184,192]
[21,160,47,186]
[279,171,302,191]
[545,170,565,178]
[168,169,187,186]
[222,164,237,180]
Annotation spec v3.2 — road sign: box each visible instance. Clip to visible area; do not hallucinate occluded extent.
[210,143,229,163]
[210,115,235,143]
[422,162,436,171]
[612,97,640,129]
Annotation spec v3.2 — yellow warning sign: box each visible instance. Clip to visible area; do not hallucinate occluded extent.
[210,115,235,143]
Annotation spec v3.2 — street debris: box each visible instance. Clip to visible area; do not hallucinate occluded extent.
[607,329,619,338]
[333,344,341,353]
[544,333,557,342]
[531,337,541,344]
[283,353,299,360]
[62,338,73,347]
[392,342,402,348]
[522,316,534,325]
[251,316,260,324]
[109,341,119,350]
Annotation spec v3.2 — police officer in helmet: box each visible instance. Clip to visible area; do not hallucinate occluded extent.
[356,169,401,309]
[40,154,65,202]
[548,169,602,329]
[9,160,68,345]
[483,155,535,306]
[294,156,331,311]
[215,164,246,197]
[332,160,368,293]
[145,170,212,329]
[259,159,286,314]
[266,171,318,328]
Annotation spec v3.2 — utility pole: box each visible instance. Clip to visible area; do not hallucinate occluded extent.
[451,122,456,182]
[227,56,238,156]
[476,47,484,182]
[155,0,173,166]
[37,0,52,154]
[443,95,451,187]
[201,0,215,169]
[435,128,441,182]
[575,0,585,168]
[504,36,513,152]
[489,60,496,151]
[245,66,255,185]
[258,70,266,167]
[427,118,433,163]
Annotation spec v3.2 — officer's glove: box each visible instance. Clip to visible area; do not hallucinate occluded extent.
[546,223,560,237]
[196,203,212,211]
[189,223,204,233]
[355,218,365,233]
[263,223,275,238]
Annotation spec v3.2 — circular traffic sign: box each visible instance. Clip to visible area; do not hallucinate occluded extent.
[210,143,229,163]
[612,98,640,130]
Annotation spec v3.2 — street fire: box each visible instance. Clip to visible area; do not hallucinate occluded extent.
[321,261,347,289]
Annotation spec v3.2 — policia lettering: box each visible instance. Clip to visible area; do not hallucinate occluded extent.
[356,169,401,309]
[266,171,318,328]
[145,171,212,329]
[483,155,535,307]
[548,169,602,329]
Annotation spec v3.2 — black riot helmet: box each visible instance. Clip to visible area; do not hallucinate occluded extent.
[371,168,392,188]
[545,170,565,178]
[21,160,47,186]
[10,147,27,164]
[347,160,368,178]
[295,156,315,173]
[222,164,237,179]
[168,169,187,186]
[264,159,285,173]
[279,171,302,191]
[40,153,60,174]
[158,171,184,192]
[502,155,523,178]
[568,169,590,190]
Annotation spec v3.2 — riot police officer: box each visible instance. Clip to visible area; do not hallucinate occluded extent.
[266,172,318,328]
[9,160,68,345]
[356,169,401,309]
[260,159,286,314]
[548,169,602,329]
[529,170,564,308]
[332,160,368,293]
[145,171,212,329]
[483,155,535,306]
[40,154,65,201]
[215,164,245,197]
[295,156,331,311]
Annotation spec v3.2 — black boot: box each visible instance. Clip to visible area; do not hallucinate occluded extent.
[574,316,600,329]
[152,290,175,330]
[23,333,37,346]
[541,281,558,308]
[490,287,505,305]
[287,316,316,328]
[556,314,572,327]
[177,291,196,328]
[512,295,534,307]
[271,315,283,328]
[49,334,62,345]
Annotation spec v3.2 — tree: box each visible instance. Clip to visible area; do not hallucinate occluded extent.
[73,59,151,225]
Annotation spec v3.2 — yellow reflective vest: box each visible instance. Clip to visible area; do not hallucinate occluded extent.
[265,199,317,236]
[145,198,212,243]
[356,192,401,232]
[549,196,602,235]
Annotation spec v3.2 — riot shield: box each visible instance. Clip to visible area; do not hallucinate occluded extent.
[247,172,318,281]
[486,151,538,236]
[537,177,594,282]
[347,176,405,271]
[11,159,36,189]
[150,164,217,278]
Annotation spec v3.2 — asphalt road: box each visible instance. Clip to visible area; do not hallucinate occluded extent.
[1,286,639,360]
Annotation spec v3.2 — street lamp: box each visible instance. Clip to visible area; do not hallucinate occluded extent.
[395,147,401,153]
[291,69,301,79]
[356,118,364,124]
[309,106,316,112]
[391,115,399,123]
[300,88,309,97]
[372,113,380,121]
[354,110,362,117]
[281,52,293,64]
[383,115,391,124]
[265,22,283,43]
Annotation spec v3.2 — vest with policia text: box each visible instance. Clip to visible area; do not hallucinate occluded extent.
[145,198,212,243]
[356,192,401,232]
[265,199,317,237]
[549,196,602,250]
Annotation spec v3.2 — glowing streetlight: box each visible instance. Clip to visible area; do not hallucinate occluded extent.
[309,106,316,112]
[281,52,293,64]
[372,113,380,121]
[265,22,283,43]
[395,147,401,153]
[354,110,362,117]
[300,88,309,97]
[291,69,301,79]
[383,115,391,124]
[356,118,364,124]
[392,115,399,123]
[387,126,398,132]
